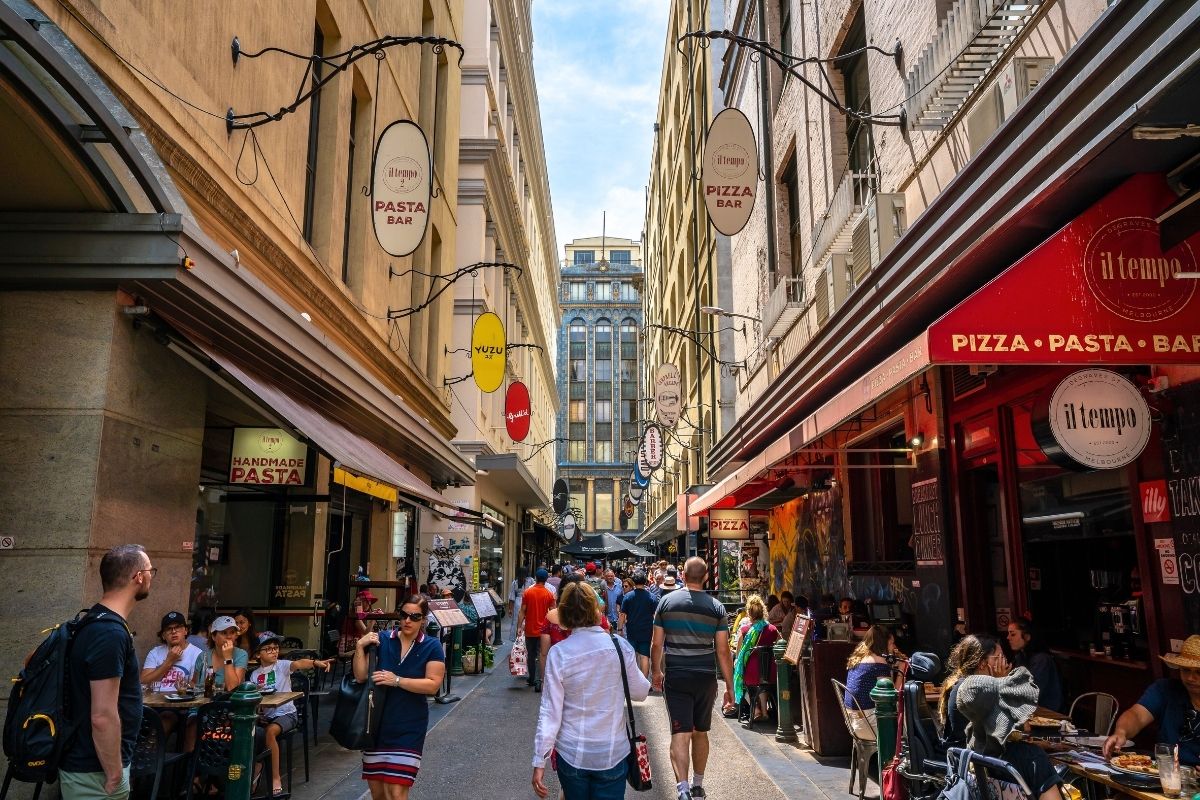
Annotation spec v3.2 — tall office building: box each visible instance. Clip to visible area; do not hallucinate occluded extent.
[556,236,644,540]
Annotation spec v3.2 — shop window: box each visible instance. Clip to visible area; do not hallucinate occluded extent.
[847,429,915,564]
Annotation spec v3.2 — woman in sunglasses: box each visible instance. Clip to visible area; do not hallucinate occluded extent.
[354,596,446,799]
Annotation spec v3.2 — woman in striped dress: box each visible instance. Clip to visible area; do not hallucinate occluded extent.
[353,596,446,798]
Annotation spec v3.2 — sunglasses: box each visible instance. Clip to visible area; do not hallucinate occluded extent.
[1183,709,1200,743]
[400,611,425,622]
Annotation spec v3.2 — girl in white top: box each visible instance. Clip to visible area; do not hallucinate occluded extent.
[531,582,650,799]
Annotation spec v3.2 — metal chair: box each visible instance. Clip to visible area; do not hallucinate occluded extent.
[832,677,880,800]
[184,701,271,800]
[278,671,312,784]
[130,706,188,800]
[947,747,1035,800]
[1069,692,1119,736]
[280,636,304,650]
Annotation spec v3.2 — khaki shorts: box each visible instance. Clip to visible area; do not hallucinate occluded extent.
[59,766,131,800]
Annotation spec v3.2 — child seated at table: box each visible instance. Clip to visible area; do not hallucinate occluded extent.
[250,631,332,796]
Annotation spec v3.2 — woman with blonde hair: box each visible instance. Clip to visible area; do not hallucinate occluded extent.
[733,595,780,722]
[938,634,1008,748]
[842,624,901,738]
[532,581,650,799]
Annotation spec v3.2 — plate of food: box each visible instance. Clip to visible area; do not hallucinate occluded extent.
[163,693,196,702]
[1027,715,1064,729]
[1108,753,1158,776]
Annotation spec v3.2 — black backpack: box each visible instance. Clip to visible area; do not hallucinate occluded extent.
[3,609,125,784]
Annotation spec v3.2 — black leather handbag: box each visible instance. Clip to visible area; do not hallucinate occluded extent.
[329,646,382,750]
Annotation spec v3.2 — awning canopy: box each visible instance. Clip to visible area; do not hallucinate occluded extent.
[561,533,655,559]
[694,173,1200,517]
[636,504,680,545]
[203,347,467,515]
[475,453,550,508]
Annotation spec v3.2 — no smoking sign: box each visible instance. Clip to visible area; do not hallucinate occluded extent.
[1162,552,1180,585]
[0,536,14,549]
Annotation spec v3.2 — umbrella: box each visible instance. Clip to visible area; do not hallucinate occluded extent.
[560,533,655,559]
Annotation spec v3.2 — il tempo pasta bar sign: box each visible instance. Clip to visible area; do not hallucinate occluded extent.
[229,428,308,486]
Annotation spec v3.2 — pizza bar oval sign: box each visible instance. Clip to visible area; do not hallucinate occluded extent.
[372,120,432,257]
[702,108,758,236]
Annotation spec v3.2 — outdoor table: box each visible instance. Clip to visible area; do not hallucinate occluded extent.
[1056,758,1171,800]
[143,690,302,710]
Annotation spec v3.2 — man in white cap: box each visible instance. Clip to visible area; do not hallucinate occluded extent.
[1105,634,1200,765]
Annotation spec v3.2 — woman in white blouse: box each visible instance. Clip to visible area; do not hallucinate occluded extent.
[532,581,651,799]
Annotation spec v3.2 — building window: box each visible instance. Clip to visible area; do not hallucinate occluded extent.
[781,155,803,278]
[595,491,614,529]
[609,250,631,264]
[571,358,586,381]
[573,250,596,264]
[620,359,637,382]
[839,8,874,181]
[568,281,587,302]
[569,400,587,422]
[619,282,640,302]
[595,441,613,464]
[568,440,586,461]
[594,282,614,302]
[621,441,638,463]
[779,0,792,58]
[302,25,325,243]
[595,360,612,381]
[596,320,612,360]
[341,94,358,284]
[620,399,639,423]
[595,400,613,422]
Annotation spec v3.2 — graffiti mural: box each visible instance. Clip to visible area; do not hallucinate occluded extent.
[767,485,848,602]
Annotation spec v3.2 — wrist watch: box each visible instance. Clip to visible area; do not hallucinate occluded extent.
[224,659,233,665]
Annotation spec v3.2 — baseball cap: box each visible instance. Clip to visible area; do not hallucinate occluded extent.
[256,631,284,649]
[535,568,549,581]
[585,562,597,573]
[209,615,238,633]
[159,611,187,634]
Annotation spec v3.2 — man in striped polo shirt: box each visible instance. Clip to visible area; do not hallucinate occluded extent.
[651,557,734,800]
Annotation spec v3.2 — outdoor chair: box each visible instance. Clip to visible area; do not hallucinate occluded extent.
[280,671,312,784]
[130,706,188,800]
[184,701,271,800]
[1069,692,1119,736]
[283,649,329,743]
[741,644,776,728]
[832,677,879,799]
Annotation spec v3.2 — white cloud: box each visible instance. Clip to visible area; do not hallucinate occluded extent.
[532,1,670,248]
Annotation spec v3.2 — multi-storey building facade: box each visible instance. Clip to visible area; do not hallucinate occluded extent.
[639,0,737,555]
[686,0,1200,707]
[0,0,556,740]
[443,0,561,587]
[556,236,644,540]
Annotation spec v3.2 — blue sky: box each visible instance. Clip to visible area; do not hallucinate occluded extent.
[532,1,671,255]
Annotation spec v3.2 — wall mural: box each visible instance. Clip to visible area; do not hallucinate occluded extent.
[767,485,848,601]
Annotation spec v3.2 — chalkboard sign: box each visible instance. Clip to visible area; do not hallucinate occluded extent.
[782,614,813,665]
[427,598,470,628]
[1163,383,1200,632]
[469,591,497,618]
[911,477,945,567]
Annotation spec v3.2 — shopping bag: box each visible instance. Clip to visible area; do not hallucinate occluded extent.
[509,638,528,677]
[328,646,383,750]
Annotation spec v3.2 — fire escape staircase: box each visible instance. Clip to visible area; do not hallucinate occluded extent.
[905,0,1042,130]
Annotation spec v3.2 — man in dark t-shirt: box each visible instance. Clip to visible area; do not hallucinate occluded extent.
[60,545,155,800]
[619,570,657,676]
[651,557,733,800]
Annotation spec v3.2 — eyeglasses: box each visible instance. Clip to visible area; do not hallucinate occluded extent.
[136,567,159,578]
[400,611,425,622]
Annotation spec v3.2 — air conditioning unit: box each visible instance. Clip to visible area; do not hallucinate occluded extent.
[830,252,851,313]
[969,364,999,377]
[849,194,906,286]
[999,57,1054,118]
[966,85,1002,156]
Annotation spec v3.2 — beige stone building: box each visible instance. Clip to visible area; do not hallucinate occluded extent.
[0,0,556,725]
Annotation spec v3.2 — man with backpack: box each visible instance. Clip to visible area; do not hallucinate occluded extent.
[60,544,156,799]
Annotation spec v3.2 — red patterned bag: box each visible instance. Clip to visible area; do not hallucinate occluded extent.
[611,635,652,791]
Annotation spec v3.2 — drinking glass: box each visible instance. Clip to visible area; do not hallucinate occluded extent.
[1157,744,1182,798]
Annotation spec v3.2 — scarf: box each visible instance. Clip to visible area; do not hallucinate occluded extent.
[733,619,767,703]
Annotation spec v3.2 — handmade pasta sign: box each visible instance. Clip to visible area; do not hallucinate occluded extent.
[372,120,431,256]
[471,312,506,393]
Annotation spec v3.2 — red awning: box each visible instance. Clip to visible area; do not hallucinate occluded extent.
[693,173,1200,515]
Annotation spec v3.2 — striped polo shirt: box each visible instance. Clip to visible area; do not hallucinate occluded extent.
[653,589,728,673]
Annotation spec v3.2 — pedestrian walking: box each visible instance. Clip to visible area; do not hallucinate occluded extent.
[619,571,656,678]
[532,582,651,799]
[602,570,623,630]
[651,557,734,800]
[517,569,557,690]
[510,566,534,637]
[60,544,154,800]
[354,595,446,799]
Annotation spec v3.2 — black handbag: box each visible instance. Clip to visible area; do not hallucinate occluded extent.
[611,635,652,792]
[329,645,382,750]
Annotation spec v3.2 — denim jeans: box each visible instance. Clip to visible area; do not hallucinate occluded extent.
[556,758,627,800]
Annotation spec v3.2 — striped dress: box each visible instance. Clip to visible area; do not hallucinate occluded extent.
[361,629,445,786]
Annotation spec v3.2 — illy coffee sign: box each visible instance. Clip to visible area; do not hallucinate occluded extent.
[371,120,432,257]
[702,108,758,236]
[1037,369,1151,470]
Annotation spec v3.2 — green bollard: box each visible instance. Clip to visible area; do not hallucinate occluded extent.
[228,682,263,800]
[449,625,464,676]
[871,677,899,766]
[774,637,798,743]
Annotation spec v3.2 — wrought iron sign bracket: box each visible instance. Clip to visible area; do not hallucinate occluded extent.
[443,373,473,387]
[388,261,522,320]
[520,437,566,463]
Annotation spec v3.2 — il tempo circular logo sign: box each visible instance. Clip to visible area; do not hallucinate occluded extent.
[1043,369,1151,470]
[1082,217,1196,322]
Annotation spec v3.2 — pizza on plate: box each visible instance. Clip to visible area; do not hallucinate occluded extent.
[1026,716,1062,728]
[1110,754,1158,775]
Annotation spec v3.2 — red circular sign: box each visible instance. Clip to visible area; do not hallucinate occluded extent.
[1083,216,1196,322]
[504,381,531,442]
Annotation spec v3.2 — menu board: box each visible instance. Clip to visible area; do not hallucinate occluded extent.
[1163,382,1200,631]
[427,598,470,628]
[911,477,945,567]
[782,614,813,665]
[469,591,497,618]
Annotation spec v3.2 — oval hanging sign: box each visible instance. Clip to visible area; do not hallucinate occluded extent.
[552,478,570,515]
[1033,368,1151,470]
[371,120,432,256]
[654,363,682,428]
[640,424,664,470]
[630,465,650,488]
[504,381,531,442]
[561,512,578,541]
[628,480,645,503]
[702,107,758,236]
[471,312,506,393]
[623,496,635,519]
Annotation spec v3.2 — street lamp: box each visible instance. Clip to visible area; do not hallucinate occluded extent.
[699,305,762,323]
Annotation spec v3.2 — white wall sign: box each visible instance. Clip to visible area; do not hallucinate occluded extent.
[709,508,750,539]
[229,428,308,486]
[654,363,682,428]
[1043,369,1151,469]
[639,424,664,471]
[702,107,758,236]
[371,120,432,257]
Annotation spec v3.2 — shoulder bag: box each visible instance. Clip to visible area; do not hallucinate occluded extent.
[881,677,908,800]
[329,642,383,750]
[611,635,652,792]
